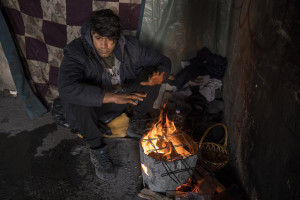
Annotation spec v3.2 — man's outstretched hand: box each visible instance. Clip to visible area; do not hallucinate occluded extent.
[103,92,147,105]
[140,71,165,86]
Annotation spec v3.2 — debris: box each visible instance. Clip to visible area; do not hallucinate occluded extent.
[138,188,171,200]
[70,145,85,156]
[183,192,212,200]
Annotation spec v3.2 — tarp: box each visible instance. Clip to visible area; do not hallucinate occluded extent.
[0,9,47,118]
[139,0,232,73]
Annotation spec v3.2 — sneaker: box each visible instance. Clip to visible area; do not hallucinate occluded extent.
[90,147,115,180]
[126,119,147,139]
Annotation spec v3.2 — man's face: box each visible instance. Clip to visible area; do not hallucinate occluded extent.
[91,32,116,58]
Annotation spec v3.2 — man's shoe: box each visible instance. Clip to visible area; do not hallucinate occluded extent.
[126,119,148,139]
[90,148,115,180]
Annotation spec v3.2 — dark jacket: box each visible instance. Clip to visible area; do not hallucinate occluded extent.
[58,22,171,126]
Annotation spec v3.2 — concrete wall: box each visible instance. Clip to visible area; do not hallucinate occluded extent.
[0,41,16,91]
[223,0,300,199]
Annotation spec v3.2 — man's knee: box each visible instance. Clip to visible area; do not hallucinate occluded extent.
[69,104,97,118]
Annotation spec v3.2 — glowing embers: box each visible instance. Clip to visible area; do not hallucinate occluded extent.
[141,107,198,161]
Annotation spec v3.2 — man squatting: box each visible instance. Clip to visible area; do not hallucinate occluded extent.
[58,9,171,179]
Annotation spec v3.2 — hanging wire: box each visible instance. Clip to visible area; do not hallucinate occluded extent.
[148,138,181,184]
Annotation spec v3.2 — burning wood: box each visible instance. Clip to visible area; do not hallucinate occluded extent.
[141,106,198,161]
[139,104,200,192]
[176,177,216,195]
[169,166,226,199]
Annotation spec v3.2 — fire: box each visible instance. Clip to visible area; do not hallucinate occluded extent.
[176,178,194,192]
[176,177,218,195]
[141,106,198,161]
[141,163,149,176]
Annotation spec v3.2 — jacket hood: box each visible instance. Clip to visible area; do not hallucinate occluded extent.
[81,22,93,48]
[80,21,126,61]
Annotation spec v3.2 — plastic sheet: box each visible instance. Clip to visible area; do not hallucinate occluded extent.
[139,0,232,73]
[0,10,47,118]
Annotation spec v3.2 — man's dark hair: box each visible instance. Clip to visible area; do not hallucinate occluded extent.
[90,9,122,40]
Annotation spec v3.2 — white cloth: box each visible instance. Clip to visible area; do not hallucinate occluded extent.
[181,60,191,69]
[153,83,177,109]
[188,75,222,102]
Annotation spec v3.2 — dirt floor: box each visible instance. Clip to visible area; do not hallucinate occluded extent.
[0,93,144,200]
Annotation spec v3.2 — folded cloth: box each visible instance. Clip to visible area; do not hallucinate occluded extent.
[186,75,222,102]
[199,78,222,102]
[188,75,210,88]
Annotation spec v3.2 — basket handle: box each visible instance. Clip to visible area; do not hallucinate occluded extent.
[198,123,228,149]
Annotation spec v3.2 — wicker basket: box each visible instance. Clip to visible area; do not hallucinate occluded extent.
[198,123,229,171]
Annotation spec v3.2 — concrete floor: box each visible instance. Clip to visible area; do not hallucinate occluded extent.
[0,93,144,200]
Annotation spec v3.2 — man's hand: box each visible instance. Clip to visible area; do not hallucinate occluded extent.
[140,71,165,86]
[103,92,147,105]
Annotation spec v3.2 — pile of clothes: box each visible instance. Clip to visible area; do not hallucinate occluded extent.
[153,47,227,142]
[155,47,226,111]
[173,47,226,103]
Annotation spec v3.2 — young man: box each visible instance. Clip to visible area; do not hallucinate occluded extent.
[58,9,171,179]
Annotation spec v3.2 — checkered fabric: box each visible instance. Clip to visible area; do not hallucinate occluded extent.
[1,0,142,108]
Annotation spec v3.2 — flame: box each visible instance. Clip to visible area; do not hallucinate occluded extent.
[176,178,194,192]
[177,178,218,195]
[141,163,149,176]
[141,105,198,161]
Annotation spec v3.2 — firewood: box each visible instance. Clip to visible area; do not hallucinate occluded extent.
[166,190,187,198]
[194,165,226,193]
[138,188,172,200]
